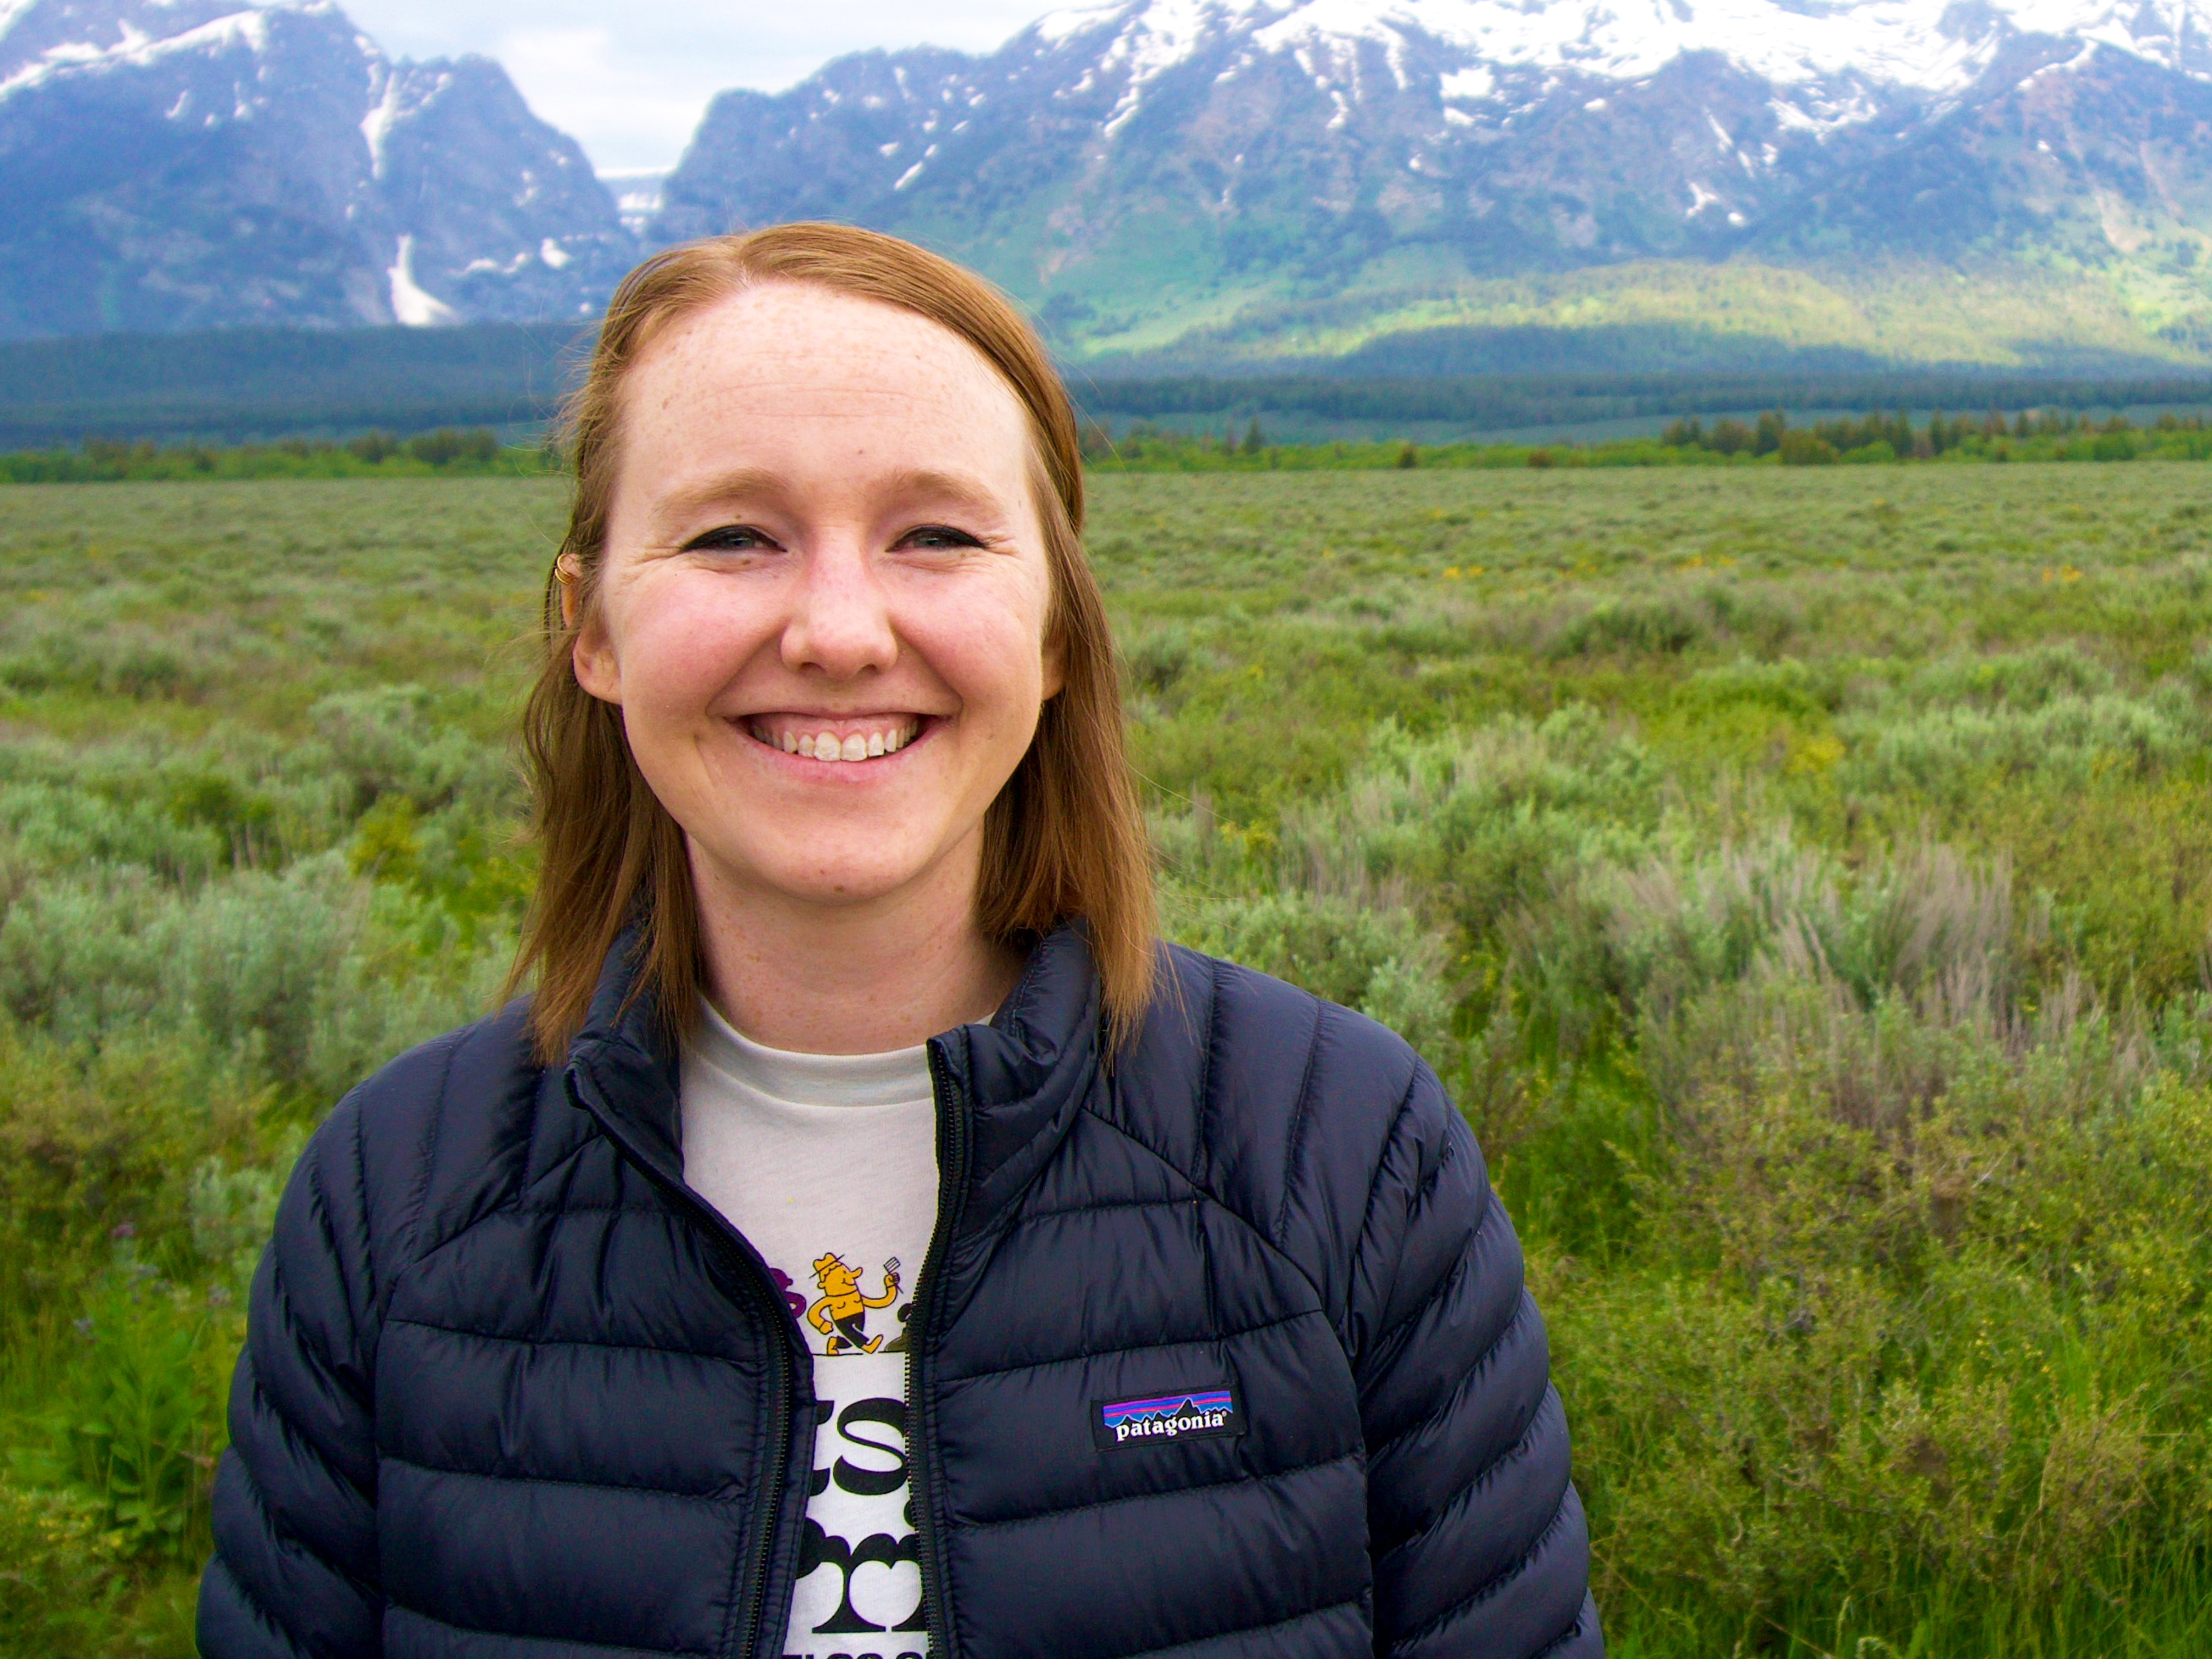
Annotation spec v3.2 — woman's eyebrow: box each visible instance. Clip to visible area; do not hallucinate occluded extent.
[646,464,1017,539]
[647,467,788,538]
[878,467,1014,519]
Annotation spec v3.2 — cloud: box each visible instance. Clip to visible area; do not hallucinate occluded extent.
[336,1,1074,171]
[492,25,707,171]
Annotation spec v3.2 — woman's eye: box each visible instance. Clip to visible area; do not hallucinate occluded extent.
[900,524,983,551]
[683,524,777,553]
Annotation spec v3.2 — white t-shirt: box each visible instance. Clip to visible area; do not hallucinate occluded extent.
[681,1002,940,1659]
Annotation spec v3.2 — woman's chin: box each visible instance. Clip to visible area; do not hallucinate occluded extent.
[693,837,947,912]
[780,868,925,908]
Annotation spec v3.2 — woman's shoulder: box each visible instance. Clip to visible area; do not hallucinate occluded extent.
[343,994,543,1119]
[286,996,553,1257]
[1143,940,1427,1090]
[1114,941,1470,1209]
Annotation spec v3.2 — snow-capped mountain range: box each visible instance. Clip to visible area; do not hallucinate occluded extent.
[1031,0,2212,111]
[14,0,2212,366]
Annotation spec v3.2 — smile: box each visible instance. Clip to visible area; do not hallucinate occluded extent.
[744,714,925,763]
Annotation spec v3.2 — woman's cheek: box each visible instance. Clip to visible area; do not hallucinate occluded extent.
[633,596,762,719]
[922,588,1049,700]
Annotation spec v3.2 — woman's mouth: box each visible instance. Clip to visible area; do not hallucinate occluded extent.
[744,714,925,763]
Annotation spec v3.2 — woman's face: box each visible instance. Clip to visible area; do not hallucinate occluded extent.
[575,283,1060,920]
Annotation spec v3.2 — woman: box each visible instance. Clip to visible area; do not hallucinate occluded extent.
[197,225,1602,1659]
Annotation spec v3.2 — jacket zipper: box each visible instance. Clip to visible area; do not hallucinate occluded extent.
[566,1067,803,1659]
[907,1039,973,1657]
[729,1308,794,1659]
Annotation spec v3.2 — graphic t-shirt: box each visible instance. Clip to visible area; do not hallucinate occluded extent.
[681,1003,939,1659]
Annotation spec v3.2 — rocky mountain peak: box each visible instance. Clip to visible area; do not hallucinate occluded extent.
[0,0,631,335]
[0,0,246,85]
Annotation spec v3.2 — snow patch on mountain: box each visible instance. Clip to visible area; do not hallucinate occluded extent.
[600,166,667,236]
[386,233,455,325]
[0,1,267,100]
[1033,0,1170,47]
[359,59,401,173]
[1094,0,1247,131]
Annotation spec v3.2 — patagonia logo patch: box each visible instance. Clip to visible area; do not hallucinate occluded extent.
[1093,1386,1244,1451]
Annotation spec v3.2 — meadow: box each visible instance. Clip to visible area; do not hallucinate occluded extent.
[2,464,2209,1656]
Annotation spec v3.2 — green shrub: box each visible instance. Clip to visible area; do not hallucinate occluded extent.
[1841,688,2207,801]
[0,1479,131,1654]
[1892,642,2118,711]
[309,685,506,816]
[1548,594,1709,657]
[64,1264,234,1560]
[0,783,225,883]
[1162,883,1453,1068]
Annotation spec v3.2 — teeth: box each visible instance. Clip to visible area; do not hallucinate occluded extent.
[765,720,920,759]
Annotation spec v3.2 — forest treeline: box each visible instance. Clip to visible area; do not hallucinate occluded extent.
[1074,367,2212,427]
[1653,405,2212,463]
[8,319,2212,445]
[0,430,526,482]
[1087,406,2212,469]
[0,324,588,448]
[14,405,2212,482]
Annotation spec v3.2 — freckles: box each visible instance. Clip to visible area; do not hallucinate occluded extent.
[639,575,779,673]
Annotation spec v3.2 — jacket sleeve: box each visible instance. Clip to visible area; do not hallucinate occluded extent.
[197,1091,386,1658]
[1350,1061,1602,1659]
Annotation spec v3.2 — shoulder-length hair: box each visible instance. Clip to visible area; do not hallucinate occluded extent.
[509,222,1154,1063]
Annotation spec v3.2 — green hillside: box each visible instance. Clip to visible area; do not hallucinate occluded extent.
[1085,254,2212,376]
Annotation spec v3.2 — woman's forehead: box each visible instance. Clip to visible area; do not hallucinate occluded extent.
[635,284,1021,425]
[613,284,1038,519]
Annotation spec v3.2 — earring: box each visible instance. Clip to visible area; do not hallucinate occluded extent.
[554,556,583,629]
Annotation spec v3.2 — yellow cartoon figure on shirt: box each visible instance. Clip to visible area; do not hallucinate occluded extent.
[808,1252,902,1355]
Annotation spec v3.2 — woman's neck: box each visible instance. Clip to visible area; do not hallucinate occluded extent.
[686,835,1021,1055]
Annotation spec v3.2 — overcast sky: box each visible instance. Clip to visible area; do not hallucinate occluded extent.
[339,2,1072,173]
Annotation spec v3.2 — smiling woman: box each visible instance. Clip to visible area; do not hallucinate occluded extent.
[549,269,1132,1057]
[523,230,1153,1067]
[195,225,1602,1659]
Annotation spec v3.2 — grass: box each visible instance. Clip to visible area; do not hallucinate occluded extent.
[3,466,2210,1654]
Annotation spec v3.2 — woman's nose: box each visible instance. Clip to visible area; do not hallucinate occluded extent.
[780,544,898,679]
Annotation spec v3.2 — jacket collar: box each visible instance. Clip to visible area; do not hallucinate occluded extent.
[562,924,687,1184]
[563,921,1103,1233]
[935,924,1101,1234]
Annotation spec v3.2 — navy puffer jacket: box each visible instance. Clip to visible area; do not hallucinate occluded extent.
[198,924,1601,1659]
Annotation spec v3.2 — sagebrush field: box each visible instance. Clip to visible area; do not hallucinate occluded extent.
[4,467,2210,1656]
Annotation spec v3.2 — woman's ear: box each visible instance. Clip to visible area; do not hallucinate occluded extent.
[563,558,624,705]
[571,625,621,705]
[1042,626,1066,702]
